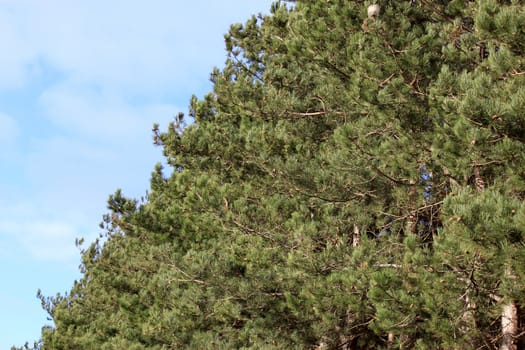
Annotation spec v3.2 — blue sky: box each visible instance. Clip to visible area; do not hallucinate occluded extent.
[0,1,273,348]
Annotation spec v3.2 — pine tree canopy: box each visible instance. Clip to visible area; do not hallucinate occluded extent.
[19,1,525,349]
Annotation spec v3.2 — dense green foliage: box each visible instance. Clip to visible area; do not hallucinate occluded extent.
[20,1,525,349]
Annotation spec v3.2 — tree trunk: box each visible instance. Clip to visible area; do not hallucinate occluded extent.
[500,303,518,350]
[405,180,418,235]
[460,293,478,347]
[387,332,394,349]
[473,165,485,191]
[352,224,361,247]
[501,266,518,350]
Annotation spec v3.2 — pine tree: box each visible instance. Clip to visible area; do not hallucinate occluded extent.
[27,1,525,349]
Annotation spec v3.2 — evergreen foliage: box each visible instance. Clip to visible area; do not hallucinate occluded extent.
[18,1,525,349]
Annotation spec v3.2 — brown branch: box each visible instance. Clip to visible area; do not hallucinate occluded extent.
[287,110,343,117]
[166,264,207,285]
[374,263,402,268]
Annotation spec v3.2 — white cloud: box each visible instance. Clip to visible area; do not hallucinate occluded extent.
[0,0,272,94]
[0,219,83,262]
[0,193,101,263]
[0,112,18,145]
[38,82,179,142]
[0,8,36,90]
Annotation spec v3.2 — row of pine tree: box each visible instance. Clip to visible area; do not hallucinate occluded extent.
[18,1,525,349]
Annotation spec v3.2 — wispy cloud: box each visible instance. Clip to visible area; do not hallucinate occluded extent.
[0,112,18,145]
[0,220,83,262]
[0,1,268,94]
[38,82,180,141]
[0,6,36,90]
